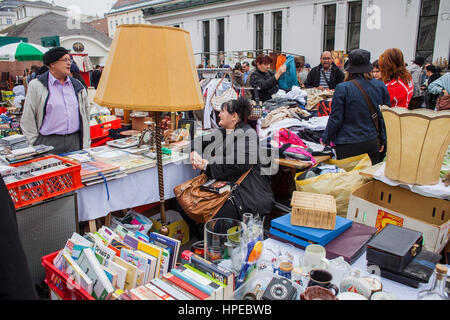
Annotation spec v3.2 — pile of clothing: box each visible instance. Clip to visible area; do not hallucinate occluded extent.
[304,88,334,110]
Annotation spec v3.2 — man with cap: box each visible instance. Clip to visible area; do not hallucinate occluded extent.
[407,56,426,110]
[21,47,90,154]
[321,49,390,165]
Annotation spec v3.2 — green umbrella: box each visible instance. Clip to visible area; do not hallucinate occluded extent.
[0,41,49,62]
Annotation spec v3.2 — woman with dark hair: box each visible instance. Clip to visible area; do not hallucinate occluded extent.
[378,48,413,108]
[321,49,391,165]
[371,60,382,81]
[423,64,442,110]
[185,97,274,237]
[232,62,244,87]
[249,54,286,102]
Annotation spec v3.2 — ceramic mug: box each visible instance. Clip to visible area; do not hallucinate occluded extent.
[307,269,339,295]
[300,286,338,300]
[302,244,329,272]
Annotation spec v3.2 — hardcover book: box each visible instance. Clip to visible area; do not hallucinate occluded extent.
[200,179,232,194]
[78,249,115,300]
[181,250,234,298]
[149,232,181,272]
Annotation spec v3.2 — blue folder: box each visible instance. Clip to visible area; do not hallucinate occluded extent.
[269,213,352,248]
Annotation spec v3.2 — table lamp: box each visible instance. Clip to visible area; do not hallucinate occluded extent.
[94,24,204,235]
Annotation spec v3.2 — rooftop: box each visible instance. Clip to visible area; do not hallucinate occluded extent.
[1,12,112,47]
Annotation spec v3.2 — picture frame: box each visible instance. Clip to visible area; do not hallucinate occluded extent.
[177,119,195,140]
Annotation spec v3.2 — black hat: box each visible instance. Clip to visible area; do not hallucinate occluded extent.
[412,56,425,66]
[43,47,70,66]
[344,49,373,73]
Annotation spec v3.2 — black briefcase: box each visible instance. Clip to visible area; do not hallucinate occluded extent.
[366,224,423,272]
[367,249,442,288]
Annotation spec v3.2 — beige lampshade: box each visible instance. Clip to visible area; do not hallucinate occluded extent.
[94,24,204,111]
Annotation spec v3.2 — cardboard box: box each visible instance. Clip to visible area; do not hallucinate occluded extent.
[149,209,189,245]
[347,180,450,253]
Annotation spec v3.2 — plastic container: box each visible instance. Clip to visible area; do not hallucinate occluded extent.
[6,155,83,209]
[204,218,244,272]
[90,118,121,140]
[41,251,95,300]
[232,270,303,300]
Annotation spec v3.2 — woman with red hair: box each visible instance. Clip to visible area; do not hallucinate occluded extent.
[249,54,286,102]
[378,48,413,108]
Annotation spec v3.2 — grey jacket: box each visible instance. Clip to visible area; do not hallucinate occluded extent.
[407,63,425,98]
[21,71,91,148]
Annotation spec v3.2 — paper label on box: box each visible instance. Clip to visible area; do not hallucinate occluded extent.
[375,209,404,232]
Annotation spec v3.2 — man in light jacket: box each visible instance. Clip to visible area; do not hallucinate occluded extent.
[21,47,90,154]
[407,56,426,110]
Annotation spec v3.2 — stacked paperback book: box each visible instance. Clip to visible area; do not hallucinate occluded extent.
[1,157,69,184]
[0,134,54,163]
[52,221,236,300]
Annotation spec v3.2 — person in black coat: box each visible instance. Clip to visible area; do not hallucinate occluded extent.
[185,97,275,238]
[304,51,345,90]
[321,49,390,165]
[0,176,36,300]
[249,54,286,102]
[422,64,442,110]
[91,65,102,89]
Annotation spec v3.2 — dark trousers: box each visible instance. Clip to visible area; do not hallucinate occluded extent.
[335,138,380,165]
[408,96,424,110]
[35,131,81,155]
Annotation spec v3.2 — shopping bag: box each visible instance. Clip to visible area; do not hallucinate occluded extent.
[294,154,373,217]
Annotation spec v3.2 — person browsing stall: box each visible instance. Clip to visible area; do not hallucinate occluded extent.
[304,51,345,90]
[21,47,91,154]
[250,54,287,102]
[189,97,274,223]
[378,48,413,109]
[371,60,382,81]
[321,49,390,165]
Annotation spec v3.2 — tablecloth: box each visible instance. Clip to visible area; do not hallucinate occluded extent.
[76,159,199,222]
[262,238,449,300]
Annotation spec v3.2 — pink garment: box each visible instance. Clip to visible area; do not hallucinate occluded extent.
[273,129,316,165]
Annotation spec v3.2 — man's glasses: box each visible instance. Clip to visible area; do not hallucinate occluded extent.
[58,58,72,63]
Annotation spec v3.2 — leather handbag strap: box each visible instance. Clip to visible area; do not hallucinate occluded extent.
[351,79,380,136]
[234,168,252,186]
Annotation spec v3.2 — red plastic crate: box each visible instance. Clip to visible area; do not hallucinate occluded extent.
[6,155,83,209]
[90,118,121,140]
[41,251,95,300]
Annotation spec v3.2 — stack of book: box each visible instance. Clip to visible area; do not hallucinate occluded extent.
[4,144,54,163]
[52,223,182,300]
[121,249,235,300]
[90,115,118,126]
[60,150,126,186]
[0,134,28,150]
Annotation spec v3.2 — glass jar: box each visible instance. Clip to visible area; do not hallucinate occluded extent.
[417,264,449,300]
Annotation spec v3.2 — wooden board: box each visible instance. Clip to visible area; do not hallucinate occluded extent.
[275,155,331,170]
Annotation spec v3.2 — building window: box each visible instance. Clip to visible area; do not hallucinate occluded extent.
[6,18,12,25]
[173,24,180,28]
[255,14,264,54]
[203,20,210,66]
[323,4,336,52]
[272,11,282,52]
[416,0,440,62]
[138,16,141,23]
[132,17,135,24]
[126,17,129,24]
[217,19,225,53]
[347,1,362,53]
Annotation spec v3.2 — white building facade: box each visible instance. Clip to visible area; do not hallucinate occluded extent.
[140,0,449,68]
[106,1,169,38]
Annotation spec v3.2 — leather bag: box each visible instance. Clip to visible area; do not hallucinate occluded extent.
[436,94,450,111]
[174,169,252,224]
